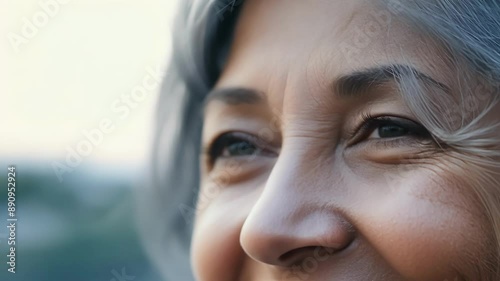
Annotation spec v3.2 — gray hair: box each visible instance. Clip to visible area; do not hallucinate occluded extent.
[140,0,500,280]
[381,1,500,278]
[138,1,241,280]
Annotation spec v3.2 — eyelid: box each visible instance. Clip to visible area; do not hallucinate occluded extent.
[203,131,256,154]
[348,113,432,146]
[203,131,278,164]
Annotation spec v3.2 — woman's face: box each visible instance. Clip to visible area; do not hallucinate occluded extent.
[192,0,495,280]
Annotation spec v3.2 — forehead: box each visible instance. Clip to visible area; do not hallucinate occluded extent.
[215,0,452,105]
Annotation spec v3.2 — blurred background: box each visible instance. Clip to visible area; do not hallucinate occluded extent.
[2,0,178,280]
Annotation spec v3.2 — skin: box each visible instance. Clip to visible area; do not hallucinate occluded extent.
[191,0,497,280]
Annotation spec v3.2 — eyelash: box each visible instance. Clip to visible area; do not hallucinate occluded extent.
[204,132,276,165]
[348,112,433,146]
[206,114,434,163]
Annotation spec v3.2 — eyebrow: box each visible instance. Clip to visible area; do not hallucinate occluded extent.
[334,64,451,98]
[204,87,264,109]
[204,64,450,110]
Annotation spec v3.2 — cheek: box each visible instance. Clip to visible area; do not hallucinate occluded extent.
[355,168,490,280]
[191,216,242,281]
[191,188,259,281]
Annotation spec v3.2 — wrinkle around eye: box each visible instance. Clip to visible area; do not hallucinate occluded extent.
[208,155,277,187]
[201,129,280,186]
[345,137,441,165]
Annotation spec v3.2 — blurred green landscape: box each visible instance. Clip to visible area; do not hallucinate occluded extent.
[0,159,162,281]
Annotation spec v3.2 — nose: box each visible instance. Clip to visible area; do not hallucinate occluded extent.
[239,148,355,267]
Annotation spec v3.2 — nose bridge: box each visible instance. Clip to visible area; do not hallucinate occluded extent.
[239,141,354,266]
[249,139,322,223]
[247,146,312,228]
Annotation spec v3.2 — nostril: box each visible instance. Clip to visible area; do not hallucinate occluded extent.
[279,246,315,263]
[279,246,336,266]
[278,239,354,267]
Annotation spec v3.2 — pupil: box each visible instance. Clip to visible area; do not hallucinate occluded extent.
[378,125,408,138]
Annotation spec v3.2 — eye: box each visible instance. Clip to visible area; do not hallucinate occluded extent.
[217,135,258,158]
[206,132,275,163]
[368,121,411,139]
[351,114,432,145]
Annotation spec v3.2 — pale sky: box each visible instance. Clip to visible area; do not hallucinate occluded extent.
[2,0,178,165]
